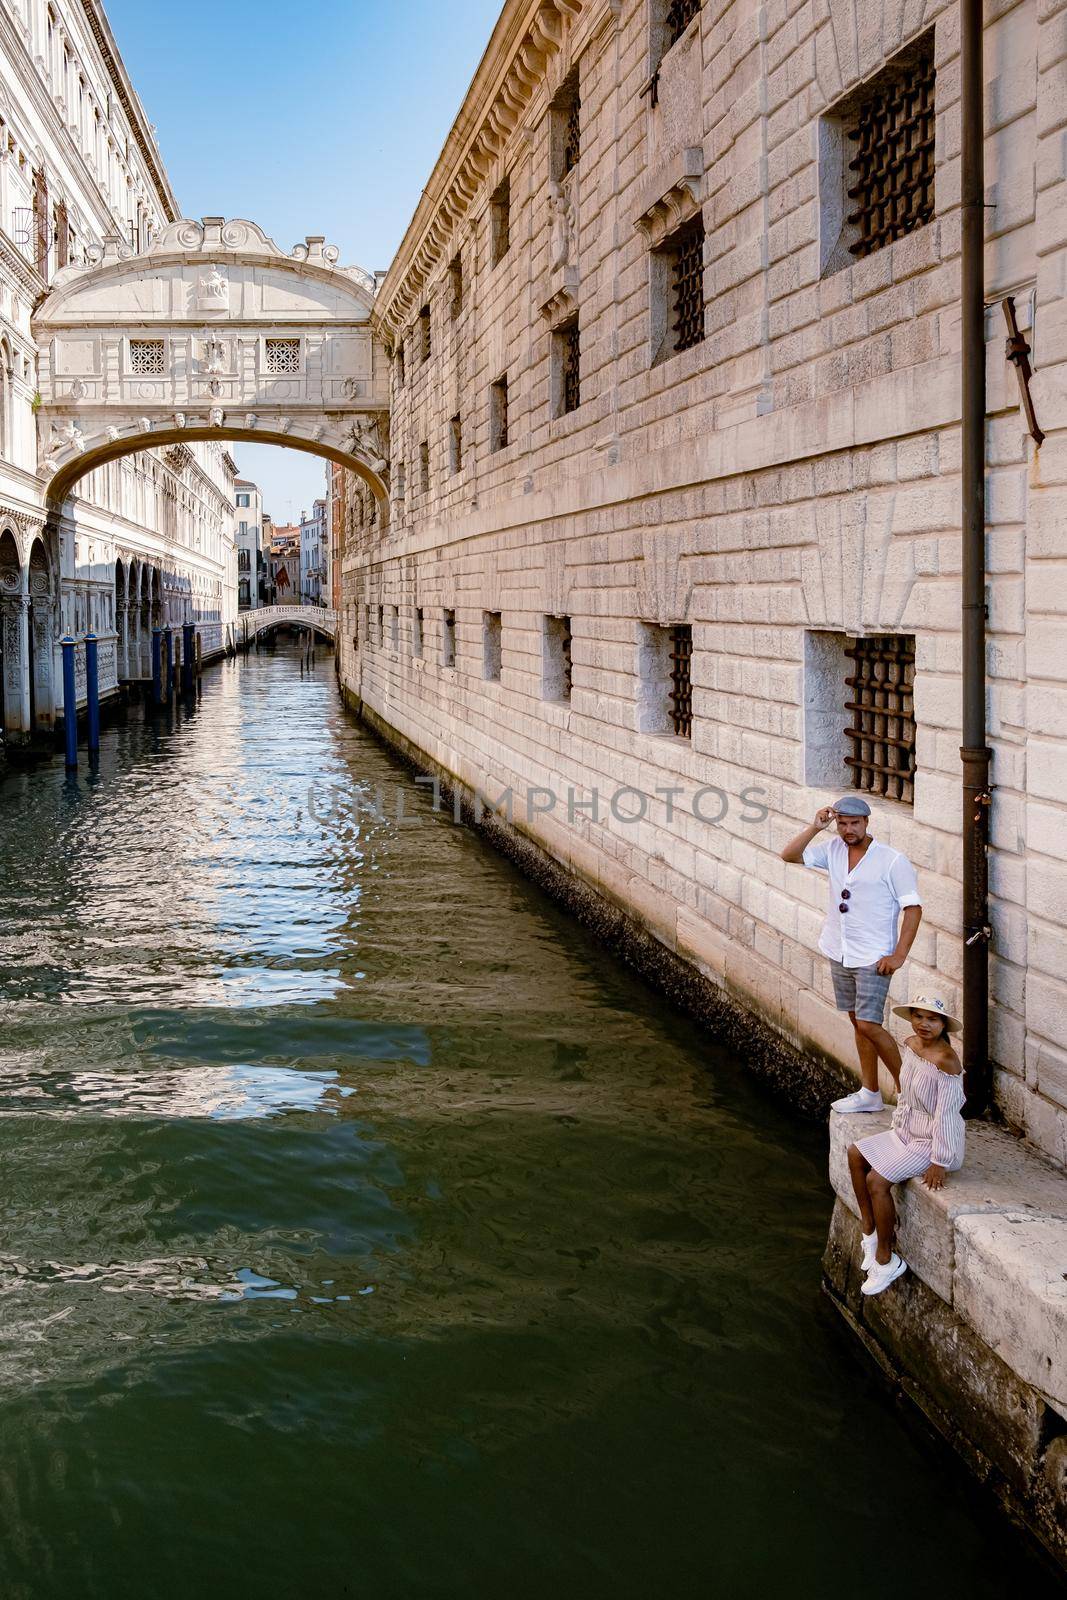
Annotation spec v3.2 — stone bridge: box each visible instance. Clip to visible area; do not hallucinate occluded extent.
[242,605,336,641]
[32,217,392,508]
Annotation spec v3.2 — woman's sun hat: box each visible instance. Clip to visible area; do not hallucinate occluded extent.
[891,990,962,1034]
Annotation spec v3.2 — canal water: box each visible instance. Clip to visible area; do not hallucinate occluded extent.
[0,643,1057,1599]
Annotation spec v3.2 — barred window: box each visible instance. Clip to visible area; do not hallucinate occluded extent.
[483,611,502,681]
[555,318,581,416]
[395,342,405,386]
[443,608,456,668]
[664,0,700,50]
[490,374,509,451]
[265,338,300,373]
[845,47,934,259]
[419,304,431,362]
[449,413,462,474]
[845,634,916,803]
[543,613,572,701]
[637,621,693,736]
[670,218,705,354]
[669,624,693,737]
[552,70,580,181]
[420,440,430,493]
[491,176,511,266]
[129,338,165,374]
[449,254,463,319]
[413,607,424,658]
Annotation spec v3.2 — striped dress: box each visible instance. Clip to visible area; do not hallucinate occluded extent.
[856,1044,966,1182]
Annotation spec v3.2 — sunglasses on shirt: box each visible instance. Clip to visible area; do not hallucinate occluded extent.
[839,888,851,913]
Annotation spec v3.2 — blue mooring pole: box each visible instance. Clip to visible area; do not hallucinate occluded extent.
[182,623,195,696]
[151,627,163,706]
[164,627,174,705]
[61,636,78,769]
[85,632,100,754]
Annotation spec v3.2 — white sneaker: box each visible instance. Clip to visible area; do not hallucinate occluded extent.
[831,1089,885,1114]
[861,1231,878,1272]
[861,1253,907,1296]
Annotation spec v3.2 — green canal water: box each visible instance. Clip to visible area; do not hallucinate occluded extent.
[0,644,1058,1598]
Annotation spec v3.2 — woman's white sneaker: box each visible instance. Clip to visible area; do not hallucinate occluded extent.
[831,1089,885,1114]
[861,1253,907,1295]
[861,1231,878,1272]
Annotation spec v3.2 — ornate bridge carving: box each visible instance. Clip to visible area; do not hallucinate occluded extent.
[242,605,336,640]
[32,218,391,507]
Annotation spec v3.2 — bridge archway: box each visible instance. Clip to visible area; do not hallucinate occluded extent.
[32,217,392,512]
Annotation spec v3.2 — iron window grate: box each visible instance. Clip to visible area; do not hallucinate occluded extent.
[561,319,580,414]
[669,624,693,737]
[562,93,580,176]
[844,634,916,803]
[671,219,705,354]
[492,376,509,450]
[561,616,573,699]
[419,306,431,362]
[846,54,935,259]
[665,0,700,50]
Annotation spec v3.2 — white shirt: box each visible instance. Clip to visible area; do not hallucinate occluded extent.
[802,835,922,968]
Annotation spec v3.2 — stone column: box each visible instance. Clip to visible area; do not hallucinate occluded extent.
[128,603,140,681]
[117,603,129,681]
[2,595,31,740]
[31,599,54,731]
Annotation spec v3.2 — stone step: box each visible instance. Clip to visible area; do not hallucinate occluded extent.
[828,1110,1067,1416]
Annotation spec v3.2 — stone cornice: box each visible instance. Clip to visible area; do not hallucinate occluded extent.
[77,0,180,223]
[0,228,45,298]
[374,0,622,343]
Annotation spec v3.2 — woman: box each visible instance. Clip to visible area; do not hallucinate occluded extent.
[846,992,965,1297]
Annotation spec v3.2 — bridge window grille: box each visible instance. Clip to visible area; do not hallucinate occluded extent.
[449,255,463,319]
[670,218,705,354]
[443,608,456,668]
[413,607,424,658]
[557,317,580,415]
[665,0,701,50]
[395,342,405,386]
[669,624,693,737]
[129,339,165,374]
[844,45,935,259]
[420,440,430,493]
[844,633,916,803]
[265,338,300,374]
[377,604,384,646]
[419,305,431,362]
[449,413,462,474]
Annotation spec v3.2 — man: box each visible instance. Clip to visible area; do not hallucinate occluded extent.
[780,797,923,1113]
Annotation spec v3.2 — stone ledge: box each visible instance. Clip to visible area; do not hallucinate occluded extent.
[828,1112,1067,1414]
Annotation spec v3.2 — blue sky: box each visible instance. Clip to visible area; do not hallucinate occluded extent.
[105,0,502,520]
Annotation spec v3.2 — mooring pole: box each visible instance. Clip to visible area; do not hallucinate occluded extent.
[960,0,991,1115]
[61,635,78,769]
[85,632,100,755]
[151,627,163,706]
[164,627,174,706]
[182,623,195,696]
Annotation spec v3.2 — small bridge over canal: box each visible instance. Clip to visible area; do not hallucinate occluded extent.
[241,606,337,643]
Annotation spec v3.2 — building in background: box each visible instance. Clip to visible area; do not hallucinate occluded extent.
[234,479,263,610]
[0,0,239,746]
[299,499,327,605]
[268,520,301,603]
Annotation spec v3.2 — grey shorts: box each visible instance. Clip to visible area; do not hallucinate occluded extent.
[829,959,891,1023]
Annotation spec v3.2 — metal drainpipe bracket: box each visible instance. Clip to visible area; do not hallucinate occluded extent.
[1001,296,1045,447]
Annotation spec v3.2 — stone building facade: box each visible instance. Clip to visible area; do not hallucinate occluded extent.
[0,0,237,743]
[339,0,1067,1175]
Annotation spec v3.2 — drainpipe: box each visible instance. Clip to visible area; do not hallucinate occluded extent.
[960,0,992,1115]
